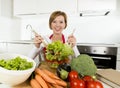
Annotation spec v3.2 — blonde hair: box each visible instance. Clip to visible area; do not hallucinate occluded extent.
[49,11,67,29]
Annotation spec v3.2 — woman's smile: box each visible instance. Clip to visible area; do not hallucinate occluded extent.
[51,15,65,34]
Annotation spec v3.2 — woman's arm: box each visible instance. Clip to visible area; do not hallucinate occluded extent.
[28,35,51,59]
[72,45,80,57]
[66,35,80,57]
[28,45,43,59]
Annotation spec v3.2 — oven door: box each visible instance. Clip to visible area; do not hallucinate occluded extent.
[77,45,117,69]
[89,54,116,69]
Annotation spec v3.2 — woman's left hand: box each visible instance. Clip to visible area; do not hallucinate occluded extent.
[67,35,76,47]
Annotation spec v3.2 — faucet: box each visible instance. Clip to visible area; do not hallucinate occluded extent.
[26,24,34,40]
[26,24,32,30]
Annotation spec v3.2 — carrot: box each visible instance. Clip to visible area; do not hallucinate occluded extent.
[35,74,49,88]
[52,84,64,88]
[42,68,60,80]
[30,79,42,88]
[35,68,56,84]
[54,79,67,87]
[45,82,54,88]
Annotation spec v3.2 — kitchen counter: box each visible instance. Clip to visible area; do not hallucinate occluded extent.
[0,40,120,47]
[77,43,119,47]
[0,40,35,44]
[0,62,114,88]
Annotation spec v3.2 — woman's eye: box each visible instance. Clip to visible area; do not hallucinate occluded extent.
[60,21,63,23]
[52,21,64,24]
[52,21,56,23]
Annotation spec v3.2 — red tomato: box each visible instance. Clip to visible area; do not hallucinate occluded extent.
[68,70,78,82]
[87,80,104,88]
[83,75,93,82]
[70,78,85,88]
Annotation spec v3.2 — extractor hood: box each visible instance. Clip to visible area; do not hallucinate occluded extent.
[78,0,116,17]
[79,10,110,17]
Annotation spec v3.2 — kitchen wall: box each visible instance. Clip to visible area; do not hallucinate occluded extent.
[0,0,21,41]
[0,0,120,44]
[20,13,120,44]
[0,17,21,40]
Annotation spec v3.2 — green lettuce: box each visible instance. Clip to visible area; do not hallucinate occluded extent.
[0,56,33,70]
[46,41,74,61]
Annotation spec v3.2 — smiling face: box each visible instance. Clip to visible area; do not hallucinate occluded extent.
[49,11,67,35]
[51,15,66,34]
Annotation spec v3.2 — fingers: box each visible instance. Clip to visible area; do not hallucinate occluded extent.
[67,35,76,47]
[34,34,43,43]
[68,42,76,48]
[34,34,43,48]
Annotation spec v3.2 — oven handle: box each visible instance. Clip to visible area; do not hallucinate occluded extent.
[91,56,111,60]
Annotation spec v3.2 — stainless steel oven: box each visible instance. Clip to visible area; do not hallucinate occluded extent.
[77,45,117,69]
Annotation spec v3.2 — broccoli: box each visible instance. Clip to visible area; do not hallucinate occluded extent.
[70,54,97,76]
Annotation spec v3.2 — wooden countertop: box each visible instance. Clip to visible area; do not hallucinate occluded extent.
[0,62,112,88]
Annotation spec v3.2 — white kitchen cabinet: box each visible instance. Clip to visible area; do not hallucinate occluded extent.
[78,0,116,16]
[37,0,77,14]
[116,0,120,15]
[13,0,77,16]
[0,0,12,18]
[78,0,116,11]
[13,0,37,16]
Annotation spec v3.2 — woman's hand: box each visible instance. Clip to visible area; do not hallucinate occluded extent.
[67,35,76,47]
[34,34,44,48]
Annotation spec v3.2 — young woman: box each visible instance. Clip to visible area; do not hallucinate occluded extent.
[28,11,80,62]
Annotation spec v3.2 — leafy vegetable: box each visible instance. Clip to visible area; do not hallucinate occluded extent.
[70,54,97,76]
[46,41,74,61]
[0,56,33,70]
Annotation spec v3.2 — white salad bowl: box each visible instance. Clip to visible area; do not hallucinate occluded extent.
[0,53,36,86]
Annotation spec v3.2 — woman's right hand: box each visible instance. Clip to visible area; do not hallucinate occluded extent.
[34,34,43,48]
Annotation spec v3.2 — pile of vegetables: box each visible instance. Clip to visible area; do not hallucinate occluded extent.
[29,54,103,88]
[0,56,33,70]
[55,53,103,88]
[56,54,97,80]
[45,41,74,68]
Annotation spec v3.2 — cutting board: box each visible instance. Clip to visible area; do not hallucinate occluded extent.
[96,69,120,88]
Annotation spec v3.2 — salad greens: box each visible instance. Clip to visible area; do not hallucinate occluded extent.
[46,41,74,61]
[0,56,33,70]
